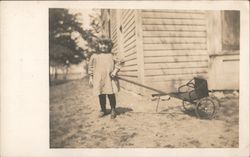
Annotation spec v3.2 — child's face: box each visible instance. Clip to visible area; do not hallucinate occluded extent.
[99,43,109,53]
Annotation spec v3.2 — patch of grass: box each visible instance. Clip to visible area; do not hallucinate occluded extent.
[189,140,201,147]
[164,144,175,148]
[50,79,70,86]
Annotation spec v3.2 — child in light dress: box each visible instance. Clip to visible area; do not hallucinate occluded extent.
[88,36,123,119]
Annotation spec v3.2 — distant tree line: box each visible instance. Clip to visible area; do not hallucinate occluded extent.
[49,8,101,80]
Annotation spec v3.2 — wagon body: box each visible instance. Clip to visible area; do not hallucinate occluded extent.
[170,77,209,102]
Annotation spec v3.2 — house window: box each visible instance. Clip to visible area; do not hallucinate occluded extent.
[221,11,240,52]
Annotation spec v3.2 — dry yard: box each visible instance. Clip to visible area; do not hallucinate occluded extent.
[50,78,239,148]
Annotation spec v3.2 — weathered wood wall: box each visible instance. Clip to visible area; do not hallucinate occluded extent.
[110,9,141,93]
[209,54,239,90]
[107,9,239,95]
[110,10,118,54]
[141,10,209,93]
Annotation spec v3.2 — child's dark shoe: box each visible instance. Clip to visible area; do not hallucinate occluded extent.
[98,111,107,118]
[110,109,117,119]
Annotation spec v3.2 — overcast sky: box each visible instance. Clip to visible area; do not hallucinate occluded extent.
[68,9,100,50]
[68,9,96,29]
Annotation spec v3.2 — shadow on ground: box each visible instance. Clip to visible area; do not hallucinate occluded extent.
[106,107,133,116]
[116,107,133,115]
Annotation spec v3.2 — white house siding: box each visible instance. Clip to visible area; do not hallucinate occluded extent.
[141,10,209,93]
[110,9,140,93]
[209,54,239,90]
[110,10,118,54]
[104,9,239,95]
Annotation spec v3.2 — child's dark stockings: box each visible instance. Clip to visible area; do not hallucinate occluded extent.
[98,94,116,112]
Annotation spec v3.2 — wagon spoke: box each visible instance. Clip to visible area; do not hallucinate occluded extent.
[195,97,216,119]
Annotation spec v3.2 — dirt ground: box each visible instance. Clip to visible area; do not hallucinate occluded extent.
[50,78,239,148]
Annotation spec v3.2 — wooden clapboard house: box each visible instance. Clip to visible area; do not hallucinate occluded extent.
[100,9,240,95]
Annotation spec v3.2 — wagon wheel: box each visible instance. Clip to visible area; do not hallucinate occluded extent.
[209,95,221,117]
[182,100,194,111]
[195,97,216,119]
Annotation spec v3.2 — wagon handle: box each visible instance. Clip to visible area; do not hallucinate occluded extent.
[115,76,168,95]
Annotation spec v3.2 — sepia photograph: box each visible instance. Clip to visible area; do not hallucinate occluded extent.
[49,8,240,148]
[1,1,249,157]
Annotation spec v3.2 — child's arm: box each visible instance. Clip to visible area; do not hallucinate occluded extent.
[111,55,125,77]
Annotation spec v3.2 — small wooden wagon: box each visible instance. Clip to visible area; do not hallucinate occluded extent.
[116,76,220,119]
[152,77,220,119]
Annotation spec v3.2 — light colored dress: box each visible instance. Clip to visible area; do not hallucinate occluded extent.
[88,53,123,96]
